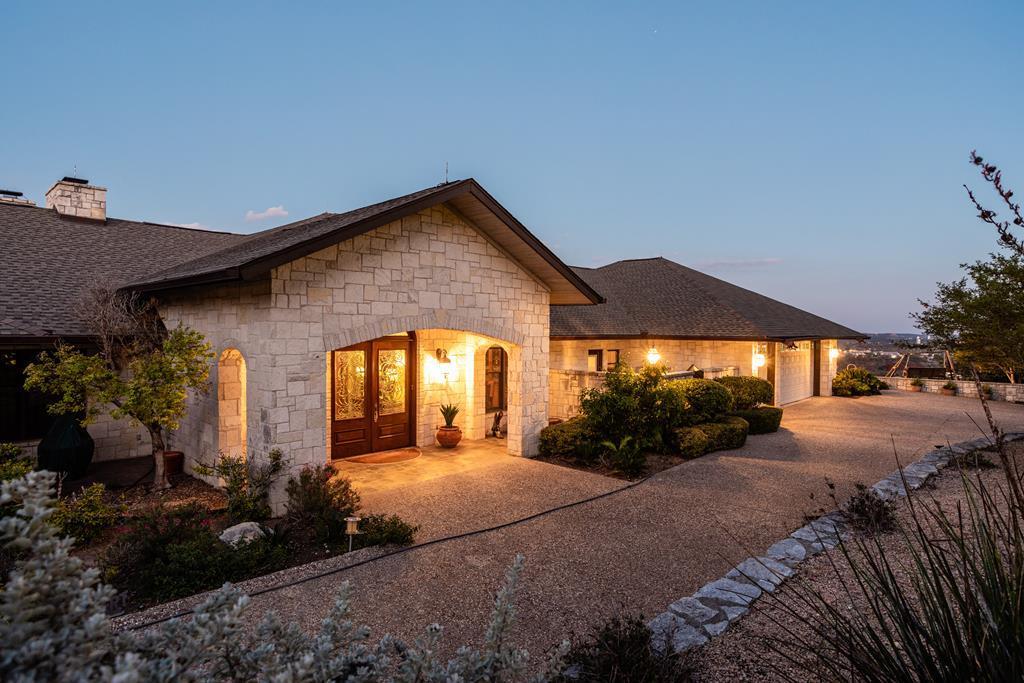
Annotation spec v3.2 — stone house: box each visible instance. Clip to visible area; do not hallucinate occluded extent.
[1,177,862,508]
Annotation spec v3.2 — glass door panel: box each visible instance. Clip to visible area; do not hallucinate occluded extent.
[377,349,406,416]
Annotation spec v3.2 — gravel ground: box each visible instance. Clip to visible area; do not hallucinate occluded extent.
[117,392,1024,666]
[689,439,1023,682]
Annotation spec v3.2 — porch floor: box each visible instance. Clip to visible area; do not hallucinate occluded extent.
[330,437,512,497]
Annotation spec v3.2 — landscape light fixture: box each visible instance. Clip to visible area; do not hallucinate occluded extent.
[345,516,362,552]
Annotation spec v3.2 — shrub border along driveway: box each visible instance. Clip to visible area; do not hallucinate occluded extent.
[648,431,1024,652]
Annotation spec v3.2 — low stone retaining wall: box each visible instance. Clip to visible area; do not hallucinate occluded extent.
[648,431,1024,652]
[886,376,1024,402]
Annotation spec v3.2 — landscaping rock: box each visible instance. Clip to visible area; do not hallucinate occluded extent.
[727,557,793,592]
[704,620,729,637]
[648,611,709,653]
[766,538,806,565]
[721,605,748,621]
[695,578,761,605]
[219,521,266,547]
[668,596,718,624]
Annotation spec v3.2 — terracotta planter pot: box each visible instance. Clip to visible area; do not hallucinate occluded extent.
[941,388,956,397]
[436,426,463,448]
[163,450,184,476]
[909,385,923,392]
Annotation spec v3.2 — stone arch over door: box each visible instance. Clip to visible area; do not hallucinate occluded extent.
[218,348,247,459]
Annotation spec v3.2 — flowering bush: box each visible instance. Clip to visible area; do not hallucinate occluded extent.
[0,470,567,681]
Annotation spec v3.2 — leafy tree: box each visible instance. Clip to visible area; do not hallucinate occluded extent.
[913,253,1024,383]
[23,288,212,489]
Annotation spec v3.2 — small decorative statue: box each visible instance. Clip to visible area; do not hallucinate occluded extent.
[490,410,504,438]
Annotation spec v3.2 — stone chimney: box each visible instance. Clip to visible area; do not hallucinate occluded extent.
[0,189,35,206]
[45,176,106,221]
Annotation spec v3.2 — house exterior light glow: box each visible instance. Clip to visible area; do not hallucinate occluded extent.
[753,353,767,368]
[829,347,840,361]
[646,347,661,364]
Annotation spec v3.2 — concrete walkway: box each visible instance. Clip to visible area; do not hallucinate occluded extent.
[189,393,1024,657]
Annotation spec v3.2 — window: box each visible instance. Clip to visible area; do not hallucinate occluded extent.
[0,350,59,442]
[605,349,620,369]
[485,347,507,412]
[587,349,603,372]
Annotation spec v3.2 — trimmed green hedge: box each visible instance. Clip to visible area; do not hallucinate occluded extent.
[714,376,774,410]
[539,417,591,459]
[730,407,783,434]
[670,379,733,426]
[832,366,889,397]
[697,416,749,451]
[674,427,710,458]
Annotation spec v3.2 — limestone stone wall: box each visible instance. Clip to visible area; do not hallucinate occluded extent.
[159,204,550,510]
[550,338,754,375]
[549,369,606,421]
[886,376,1024,402]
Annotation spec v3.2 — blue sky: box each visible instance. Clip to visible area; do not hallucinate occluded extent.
[3,1,1022,332]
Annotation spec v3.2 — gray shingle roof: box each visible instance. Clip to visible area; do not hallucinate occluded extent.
[0,203,245,339]
[551,257,865,341]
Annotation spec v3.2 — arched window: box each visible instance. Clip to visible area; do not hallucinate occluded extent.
[218,348,247,459]
[485,346,507,412]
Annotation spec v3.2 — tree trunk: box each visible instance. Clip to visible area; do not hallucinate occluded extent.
[149,426,170,490]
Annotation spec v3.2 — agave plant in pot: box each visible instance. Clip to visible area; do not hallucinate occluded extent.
[436,403,462,448]
[941,380,957,396]
[909,378,924,392]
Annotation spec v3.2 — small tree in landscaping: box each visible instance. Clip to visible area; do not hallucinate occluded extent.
[913,253,1024,383]
[23,288,212,489]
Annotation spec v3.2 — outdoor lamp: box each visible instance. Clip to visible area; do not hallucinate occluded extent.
[646,347,661,364]
[345,516,362,552]
[436,348,452,381]
[753,353,767,369]
[829,347,840,361]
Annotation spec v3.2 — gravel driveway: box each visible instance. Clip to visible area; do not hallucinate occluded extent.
[123,392,1024,660]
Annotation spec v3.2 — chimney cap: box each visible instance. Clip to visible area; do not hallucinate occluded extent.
[0,189,24,197]
[61,176,89,185]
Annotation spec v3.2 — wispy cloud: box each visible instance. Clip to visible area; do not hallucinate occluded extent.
[696,257,784,269]
[166,221,209,230]
[245,205,289,222]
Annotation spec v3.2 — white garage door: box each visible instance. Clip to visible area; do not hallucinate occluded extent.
[777,341,814,405]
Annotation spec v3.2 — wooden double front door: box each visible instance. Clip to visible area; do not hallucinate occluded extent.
[330,336,415,459]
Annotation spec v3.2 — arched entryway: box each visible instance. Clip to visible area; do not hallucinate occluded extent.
[218,348,247,459]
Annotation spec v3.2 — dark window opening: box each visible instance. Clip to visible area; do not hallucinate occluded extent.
[1,349,58,442]
[587,349,603,372]
[485,347,507,412]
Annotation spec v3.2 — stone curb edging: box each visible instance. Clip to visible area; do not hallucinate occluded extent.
[648,431,1024,653]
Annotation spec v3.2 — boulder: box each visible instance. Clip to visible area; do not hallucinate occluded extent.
[219,521,266,547]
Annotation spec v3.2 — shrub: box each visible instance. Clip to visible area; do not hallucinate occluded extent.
[556,611,691,682]
[599,436,646,478]
[942,380,958,391]
[910,378,925,387]
[579,364,687,450]
[194,448,285,523]
[103,502,288,604]
[539,417,593,459]
[356,513,418,548]
[0,459,32,484]
[832,366,888,397]
[715,375,774,410]
[0,442,25,463]
[1,471,566,681]
[50,483,123,544]
[730,406,784,434]
[673,427,709,458]
[698,416,749,451]
[285,464,361,543]
[842,483,896,534]
[671,378,733,426]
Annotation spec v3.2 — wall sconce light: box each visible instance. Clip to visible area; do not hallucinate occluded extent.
[436,348,452,382]
[829,347,840,361]
[646,347,661,365]
[753,353,767,369]
[345,515,362,552]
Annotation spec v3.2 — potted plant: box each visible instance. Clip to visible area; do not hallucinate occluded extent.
[941,380,957,396]
[436,404,462,448]
[909,378,924,392]
[981,383,994,399]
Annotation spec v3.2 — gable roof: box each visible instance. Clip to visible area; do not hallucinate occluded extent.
[128,179,603,306]
[551,257,866,341]
[0,202,246,341]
